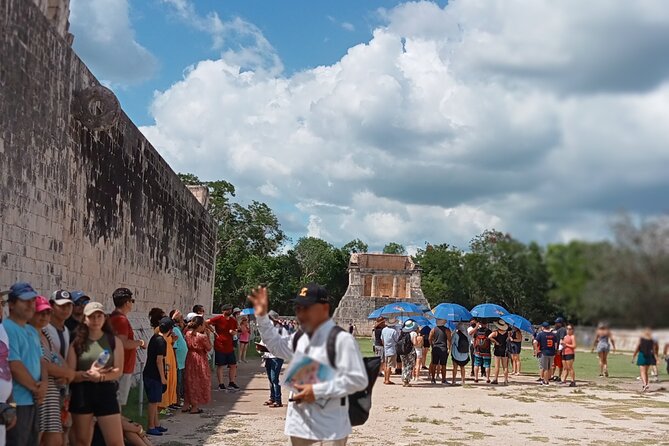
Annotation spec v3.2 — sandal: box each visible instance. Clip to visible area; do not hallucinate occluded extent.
[263,400,275,406]
[270,402,284,408]
[189,409,204,414]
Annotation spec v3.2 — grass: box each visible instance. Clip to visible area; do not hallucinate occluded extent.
[356,337,642,381]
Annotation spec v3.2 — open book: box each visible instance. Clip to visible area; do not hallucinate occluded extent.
[282,352,335,391]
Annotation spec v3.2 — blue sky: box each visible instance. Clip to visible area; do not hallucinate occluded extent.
[69,0,669,252]
[74,0,420,126]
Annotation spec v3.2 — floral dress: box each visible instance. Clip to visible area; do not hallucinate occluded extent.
[184,330,212,406]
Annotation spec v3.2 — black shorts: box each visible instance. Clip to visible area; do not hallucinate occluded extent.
[215,351,237,366]
[494,348,509,358]
[70,382,120,417]
[562,354,575,361]
[431,347,449,366]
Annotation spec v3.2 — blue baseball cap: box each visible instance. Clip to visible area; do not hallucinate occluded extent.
[70,291,91,305]
[8,282,39,301]
[541,321,550,328]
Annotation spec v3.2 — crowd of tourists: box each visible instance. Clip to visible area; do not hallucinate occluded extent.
[0,281,259,446]
[373,315,667,392]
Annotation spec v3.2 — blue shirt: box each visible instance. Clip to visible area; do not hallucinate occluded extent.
[381,326,399,356]
[172,326,187,370]
[4,319,42,405]
[535,330,557,356]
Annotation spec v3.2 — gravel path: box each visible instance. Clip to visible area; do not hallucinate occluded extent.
[156,361,669,446]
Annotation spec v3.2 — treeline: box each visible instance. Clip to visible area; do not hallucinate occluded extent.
[181,174,669,327]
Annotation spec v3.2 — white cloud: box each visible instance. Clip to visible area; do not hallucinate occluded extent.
[341,22,355,32]
[141,0,669,249]
[161,0,283,75]
[70,0,158,85]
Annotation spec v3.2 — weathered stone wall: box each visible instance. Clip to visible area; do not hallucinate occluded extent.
[0,0,216,315]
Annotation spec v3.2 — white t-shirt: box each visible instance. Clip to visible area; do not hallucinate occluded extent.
[0,324,12,446]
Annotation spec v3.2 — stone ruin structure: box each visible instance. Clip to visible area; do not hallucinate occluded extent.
[333,253,429,333]
[1,0,217,361]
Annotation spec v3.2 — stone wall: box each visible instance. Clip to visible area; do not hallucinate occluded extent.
[0,0,216,316]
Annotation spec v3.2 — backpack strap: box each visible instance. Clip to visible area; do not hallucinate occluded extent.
[327,326,345,369]
[291,330,305,352]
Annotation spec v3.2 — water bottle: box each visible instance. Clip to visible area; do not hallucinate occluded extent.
[94,350,111,368]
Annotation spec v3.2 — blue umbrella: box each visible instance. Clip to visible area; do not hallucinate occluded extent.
[470,303,509,319]
[432,303,472,322]
[377,301,424,317]
[501,314,533,334]
[367,307,384,320]
[240,308,254,316]
[397,315,435,328]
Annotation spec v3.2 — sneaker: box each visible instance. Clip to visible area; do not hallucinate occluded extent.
[218,383,226,391]
[159,409,171,416]
[542,381,550,386]
[569,382,576,387]
[430,378,436,384]
[441,379,448,385]
[536,377,544,382]
[490,380,498,385]
[146,428,163,436]
[228,382,240,390]
[156,426,168,433]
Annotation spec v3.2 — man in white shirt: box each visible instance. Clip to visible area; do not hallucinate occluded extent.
[381,318,399,385]
[248,283,368,446]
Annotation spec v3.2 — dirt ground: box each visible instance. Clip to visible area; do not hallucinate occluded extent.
[156,361,669,446]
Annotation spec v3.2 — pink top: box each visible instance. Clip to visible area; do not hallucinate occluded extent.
[239,324,250,343]
[562,334,576,355]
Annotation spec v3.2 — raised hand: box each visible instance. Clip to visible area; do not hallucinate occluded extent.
[247,286,269,317]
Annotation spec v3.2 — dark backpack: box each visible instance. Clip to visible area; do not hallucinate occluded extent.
[292,326,382,426]
[456,330,469,354]
[396,331,414,356]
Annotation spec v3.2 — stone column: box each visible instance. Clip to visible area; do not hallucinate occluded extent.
[392,276,399,297]
[371,274,378,297]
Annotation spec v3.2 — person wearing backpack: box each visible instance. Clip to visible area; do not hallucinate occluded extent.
[450,323,470,386]
[397,320,418,387]
[473,321,492,384]
[248,284,368,446]
[428,319,452,384]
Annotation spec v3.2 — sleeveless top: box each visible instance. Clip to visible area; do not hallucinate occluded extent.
[432,326,448,350]
[639,338,654,357]
[494,331,508,356]
[76,334,114,372]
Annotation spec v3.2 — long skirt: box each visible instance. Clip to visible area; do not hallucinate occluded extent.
[400,352,416,383]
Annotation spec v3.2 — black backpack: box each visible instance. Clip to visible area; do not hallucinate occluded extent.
[396,331,414,356]
[292,326,382,426]
[456,330,469,354]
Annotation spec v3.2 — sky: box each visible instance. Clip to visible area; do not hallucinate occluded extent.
[69,0,669,253]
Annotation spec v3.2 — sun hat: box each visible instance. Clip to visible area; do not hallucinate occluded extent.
[83,302,106,317]
[402,319,418,332]
[50,290,73,306]
[233,307,241,313]
[35,296,52,313]
[386,316,399,326]
[496,320,508,330]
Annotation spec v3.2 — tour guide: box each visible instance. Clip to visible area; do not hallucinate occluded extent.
[248,283,368,446]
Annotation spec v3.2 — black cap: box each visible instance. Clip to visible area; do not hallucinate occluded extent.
[221,303,233,311]
[159,316,175,333]
[292,283,329,307]
[555,317,565,324]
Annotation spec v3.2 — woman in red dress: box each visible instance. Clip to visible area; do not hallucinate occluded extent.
[183,316,211,414]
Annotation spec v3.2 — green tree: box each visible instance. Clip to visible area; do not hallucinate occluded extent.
[413,244,468,307]
[341,239,368,254]
[293,237,349,308]
[383,242,406,255]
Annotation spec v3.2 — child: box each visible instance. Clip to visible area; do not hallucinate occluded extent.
[143,317,174,436]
